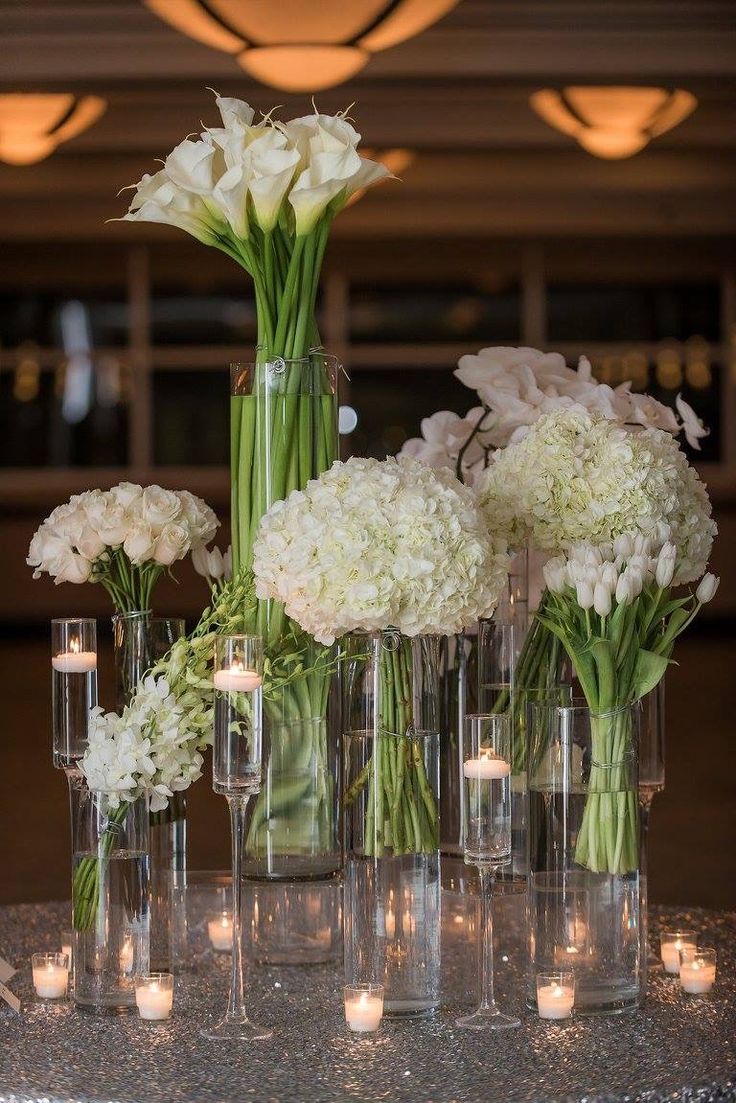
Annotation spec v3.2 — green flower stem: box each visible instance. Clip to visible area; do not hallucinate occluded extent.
[72,801,130,932]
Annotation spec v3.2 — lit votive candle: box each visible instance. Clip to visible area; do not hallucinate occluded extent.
[463,750,510,780]
[119,935,134,974]
[135,974,174,1021]
[32,953,69,999]
[208,913,233,951]
[344,984,384,1033]
[213,663,262,693]
[51,641,97,673]
[679,948,717,994]
[660,929,696,974]
[536,971,575,1020]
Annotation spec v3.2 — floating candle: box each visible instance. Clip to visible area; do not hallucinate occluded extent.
[52,640,97,674]
[213,663,262,693]
[463,750,510,780]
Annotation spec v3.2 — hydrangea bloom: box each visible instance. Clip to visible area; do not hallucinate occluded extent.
[478,408,716,584]
[253,455,510,645]
[400,346,708,485]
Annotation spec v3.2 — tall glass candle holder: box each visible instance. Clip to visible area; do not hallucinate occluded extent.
[204,634,271,1042]
[52,618,97,770]
[457,713,519,1031]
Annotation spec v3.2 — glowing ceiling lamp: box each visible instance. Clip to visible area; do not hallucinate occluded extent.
[143,0,460,91]
[530,86,697,159]
[0,94,106,165]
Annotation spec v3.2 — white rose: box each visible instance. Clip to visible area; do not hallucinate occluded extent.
[123,519,156,565]
[52,548,92,584]
[46,501,87,541]
[154,523,190,566]
[93,501,128,546]
[177,491,219,547]
[141,485,182,529]
[110,482,143,509]
[75,526,106,562]
[26,527,69,577]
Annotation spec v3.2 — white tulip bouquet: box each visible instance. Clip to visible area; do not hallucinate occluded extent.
[27,483,219,612]
[539,538,719,874]
[254,455,511,855]
[479,407,717,874]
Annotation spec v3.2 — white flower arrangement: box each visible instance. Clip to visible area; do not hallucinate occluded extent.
[401,345,707,485]
[538,536,719,875]
[27,483,219,611]
[192,544,232,591]
[253,455,510,645]
[477,408,716,584]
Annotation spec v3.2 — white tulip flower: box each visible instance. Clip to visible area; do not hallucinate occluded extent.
[593,581,612,617]
[613,534,635,558]
[696,572,720,603]
[576,580,595,610]
[615,573,634,605]
[543,557,567,593]
[600,562,619,592]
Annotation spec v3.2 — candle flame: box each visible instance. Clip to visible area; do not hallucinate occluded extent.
[70,637,80,654]
[230,660,245,674]
[552,985,564,997]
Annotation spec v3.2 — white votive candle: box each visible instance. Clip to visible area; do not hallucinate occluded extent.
[52,649,97,673]
[344,985,384,1033]
[537,983,574,1020]
[213,665,262,693]
[660,930,696,974]
[679,949,717,994]
[135,974,174,1020]
[463,751,510,779]
[208,914,233,951]
[32,953,68,999]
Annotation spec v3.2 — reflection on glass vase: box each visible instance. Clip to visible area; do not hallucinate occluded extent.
[439,631,478,856]
[343,630,441,1018]
[639,682,666,977]
[112,611,186,972]
[72,787,150,1012]
[528,700,642,1015]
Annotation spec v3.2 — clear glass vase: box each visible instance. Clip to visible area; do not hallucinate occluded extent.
[439,630,478,855]
[112,611,186,972]
[528,700,642,1015]
[343,630,442,1018]
[72,787,149,1012]
[232,353,341,962]
[639,681,666,976]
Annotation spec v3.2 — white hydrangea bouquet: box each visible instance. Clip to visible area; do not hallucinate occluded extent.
[27,482,219,612]
[253,454,511,855]
[479,407,717,874]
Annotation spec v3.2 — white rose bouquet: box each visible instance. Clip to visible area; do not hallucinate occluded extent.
[27,483,219,613]
[539,538,719,874]
[254,455,511,854]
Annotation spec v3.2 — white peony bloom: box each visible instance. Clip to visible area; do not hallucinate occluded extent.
[253,455,510,645]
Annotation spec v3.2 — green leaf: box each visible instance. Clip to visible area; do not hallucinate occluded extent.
[632,648,670,700]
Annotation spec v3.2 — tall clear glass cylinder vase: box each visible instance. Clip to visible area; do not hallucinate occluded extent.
[528,700,642,1015]
[343,630,441,1018]
[639,682,666,977]
[72,788,150,1012]
[231,353,340,963]
[112,611,186,972]
[439,631,478,856]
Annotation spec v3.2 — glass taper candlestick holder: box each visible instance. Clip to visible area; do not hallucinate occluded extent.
[457,713,519,1030]
[204,634,271,1042]
[51,618,97,770]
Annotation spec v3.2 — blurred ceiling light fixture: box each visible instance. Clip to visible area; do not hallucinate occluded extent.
[530,87,697,159]
[142,0,460,91]
[0,94,106,165]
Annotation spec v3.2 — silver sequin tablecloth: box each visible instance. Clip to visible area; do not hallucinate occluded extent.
[0,900,734,1103]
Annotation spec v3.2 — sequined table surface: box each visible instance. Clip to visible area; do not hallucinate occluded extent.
[0,901,733,1103]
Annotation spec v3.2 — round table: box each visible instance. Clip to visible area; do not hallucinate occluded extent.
[0,901,733,1103]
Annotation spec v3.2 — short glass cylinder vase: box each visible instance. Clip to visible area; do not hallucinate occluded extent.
[72,787,150,1012]
[527,700,642,1015]
[343,630,442,1018]
[112,611,186,972]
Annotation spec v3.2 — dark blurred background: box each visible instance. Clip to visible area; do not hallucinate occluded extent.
[0,1,734,907]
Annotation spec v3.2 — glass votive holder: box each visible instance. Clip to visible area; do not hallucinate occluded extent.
[32,952,69,999]
[679,947,717,994]
[344,983,384,1033]
[135,973,174,1020]
[536,971,575,1020]
[660,929,697,974]
[208,911,234,952]
[60,930,73,966]
[51,617,98,769]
